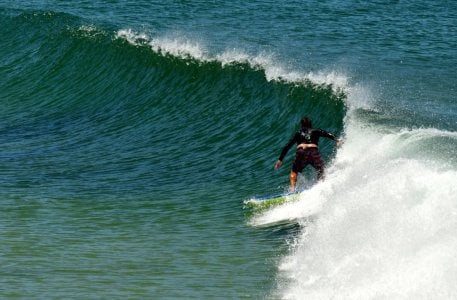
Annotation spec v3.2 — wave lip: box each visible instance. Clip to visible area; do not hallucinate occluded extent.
[115,28,349,93]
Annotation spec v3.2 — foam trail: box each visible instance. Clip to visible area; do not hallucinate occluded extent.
[248,183,329,228]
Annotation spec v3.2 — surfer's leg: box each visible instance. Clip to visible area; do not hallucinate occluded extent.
[289,148,305,192]
[289,170,298,192]
[310,149,325,180]
[290,149,305,192]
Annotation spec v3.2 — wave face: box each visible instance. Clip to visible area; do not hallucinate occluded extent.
[0,11,347,199]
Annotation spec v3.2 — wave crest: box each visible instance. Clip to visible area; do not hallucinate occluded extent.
[115,28,349,94]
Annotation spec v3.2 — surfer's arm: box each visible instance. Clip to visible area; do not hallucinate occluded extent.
[319,129,343,147]
[320,129,336,140]
[275,133,297,169]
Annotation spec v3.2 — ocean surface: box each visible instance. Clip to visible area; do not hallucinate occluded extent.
[0,1,456,299]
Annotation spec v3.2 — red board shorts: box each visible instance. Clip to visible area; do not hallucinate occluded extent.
[292,148,324,174]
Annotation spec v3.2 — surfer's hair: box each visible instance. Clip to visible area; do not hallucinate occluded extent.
[300,117,312,128]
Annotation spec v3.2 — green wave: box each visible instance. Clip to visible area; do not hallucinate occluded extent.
[0,9,347,199]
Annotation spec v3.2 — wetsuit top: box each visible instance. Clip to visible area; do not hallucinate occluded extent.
[278,127,337,161]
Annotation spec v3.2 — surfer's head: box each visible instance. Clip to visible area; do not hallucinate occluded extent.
[300,117,312,128]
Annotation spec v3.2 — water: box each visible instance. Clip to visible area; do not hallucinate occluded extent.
[0,1,456,299]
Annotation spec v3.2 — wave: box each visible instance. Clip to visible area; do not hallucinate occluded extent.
[115,28,349,92]
[0,9,347,198]
[0,9,348,111]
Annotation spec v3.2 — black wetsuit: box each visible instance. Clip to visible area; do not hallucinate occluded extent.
[278,127,337,175]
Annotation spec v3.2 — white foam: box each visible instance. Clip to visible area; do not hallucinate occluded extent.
[116,29,149,45]
[116,29,209,60]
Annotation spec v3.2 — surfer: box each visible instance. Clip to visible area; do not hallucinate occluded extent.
[274,116,341,192]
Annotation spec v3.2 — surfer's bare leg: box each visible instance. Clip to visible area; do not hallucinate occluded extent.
[289,171,297,192]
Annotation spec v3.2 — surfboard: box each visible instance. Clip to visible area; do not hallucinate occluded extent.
[244,191,301,210]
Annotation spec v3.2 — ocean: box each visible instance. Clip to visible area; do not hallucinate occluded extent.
[0,0,456,299]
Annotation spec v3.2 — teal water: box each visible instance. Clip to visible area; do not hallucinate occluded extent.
[0,1,456,299]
